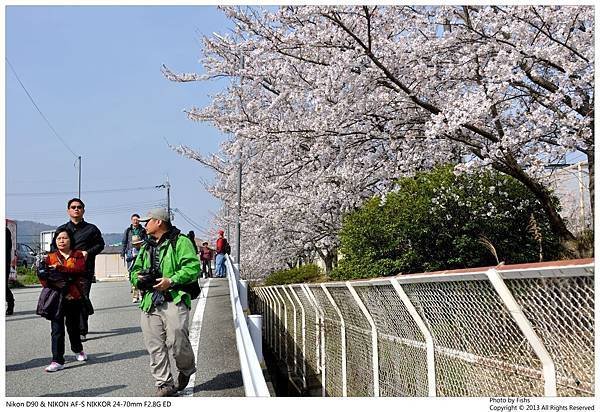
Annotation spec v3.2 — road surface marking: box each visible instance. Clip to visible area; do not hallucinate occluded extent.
[181,279,210,397]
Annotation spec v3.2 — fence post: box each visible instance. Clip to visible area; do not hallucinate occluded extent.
[270,287,283,359]
[346,282,379,397]
[282,286,298,376]
[485,268,557,396]
[288,285,307,390]
[258,289,272,352]
[239,279,249,314]
[321,284,347,397]
[273,287,288,363]
[247,314,264,365]
[389,279,437,397]
[265,288,279,356]
[302,284,326,397]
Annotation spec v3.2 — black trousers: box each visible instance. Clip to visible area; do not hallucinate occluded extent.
[79,278,92,335]
[6,266,14,308]
[50,299,83,364]
[201,259,212,278]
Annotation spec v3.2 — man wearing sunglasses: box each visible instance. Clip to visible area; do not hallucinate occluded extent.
[53,198,105,342]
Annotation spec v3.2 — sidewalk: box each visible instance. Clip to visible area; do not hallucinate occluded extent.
[190,277,244,396]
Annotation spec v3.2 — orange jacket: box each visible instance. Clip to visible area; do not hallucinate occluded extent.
[42,250,86,300]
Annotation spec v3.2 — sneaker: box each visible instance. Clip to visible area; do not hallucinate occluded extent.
[176,373,192,391]
[45,362,64,372]
[80,335,87,342]
[76,351,88,362]
[132,298,139,303]
[155,384,176,397]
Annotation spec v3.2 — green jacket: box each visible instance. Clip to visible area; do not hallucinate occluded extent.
[130,229,200,313]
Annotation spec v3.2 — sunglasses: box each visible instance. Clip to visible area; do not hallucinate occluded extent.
[70,205,84,210]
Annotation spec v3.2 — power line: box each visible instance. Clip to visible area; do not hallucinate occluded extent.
[7,185,159,197]
[172,208,207,232]
[7,199,165,220]
[6,57,78,158]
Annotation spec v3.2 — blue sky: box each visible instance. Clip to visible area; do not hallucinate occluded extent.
[5,6,235,239]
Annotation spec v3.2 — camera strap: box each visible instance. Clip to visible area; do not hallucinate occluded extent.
[148,243,161,273]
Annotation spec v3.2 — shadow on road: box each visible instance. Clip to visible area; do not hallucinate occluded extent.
[41,385,128,397]
[86,350,148,364]
[6,350,148,372]
[84,326,141,341]
[5,309,38,317]
[6,357,87,372]
[6,304,141,323]
[193,370,243,393]
[6,356,56,372]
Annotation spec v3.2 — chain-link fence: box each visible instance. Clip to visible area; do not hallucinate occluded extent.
[250,259,594,397]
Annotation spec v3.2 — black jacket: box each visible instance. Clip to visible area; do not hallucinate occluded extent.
[53,220,105,279]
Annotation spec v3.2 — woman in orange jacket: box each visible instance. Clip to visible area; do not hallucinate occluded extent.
[40,229,88,372]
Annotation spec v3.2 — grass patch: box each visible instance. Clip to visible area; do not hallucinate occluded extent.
[9,266,40,288]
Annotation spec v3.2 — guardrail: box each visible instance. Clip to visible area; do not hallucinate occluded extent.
[224,255,270,397]
[250,259,594,397]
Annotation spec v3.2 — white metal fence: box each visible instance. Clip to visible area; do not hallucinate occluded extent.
[225,255,270,397]
[250,259,594,397]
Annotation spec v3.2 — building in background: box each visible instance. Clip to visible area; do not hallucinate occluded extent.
[546,162,591,235]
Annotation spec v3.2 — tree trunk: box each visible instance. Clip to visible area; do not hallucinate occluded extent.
[323,254,334,275]
[317,248,336,275]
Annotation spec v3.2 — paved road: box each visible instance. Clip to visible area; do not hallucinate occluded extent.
[5,278,244,397]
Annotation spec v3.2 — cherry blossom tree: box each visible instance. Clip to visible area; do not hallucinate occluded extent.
[166,5,593,277]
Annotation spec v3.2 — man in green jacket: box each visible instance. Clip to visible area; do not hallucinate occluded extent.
[130,208,200,397]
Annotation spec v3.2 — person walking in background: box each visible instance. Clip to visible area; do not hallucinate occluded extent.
[6,227,15,316]
[53,198,104,342]
[121,214,147,260]
[121,214,147,303]
[214,230,230,278]
[39,229,88,372]
[199,241,214,279]
[187,231,199,255]
[127,235,145,303]
[130,208,200,397]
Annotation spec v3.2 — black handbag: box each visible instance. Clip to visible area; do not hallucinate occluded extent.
[82,295,94,316]
[36,287,64,321]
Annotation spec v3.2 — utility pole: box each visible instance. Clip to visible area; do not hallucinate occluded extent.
[236,154,242,264]
[156,177,172,220]
[226,205,230,240]
[236,54,244,265]
[77,156,82,198]
[166,176,172,220]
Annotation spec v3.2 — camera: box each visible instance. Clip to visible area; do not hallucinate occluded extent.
[36,259,49,280]
[137,267,161,291]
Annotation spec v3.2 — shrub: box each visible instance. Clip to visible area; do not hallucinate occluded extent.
[10,266,40,287]
[264,264,323,286]
[330,165,561,281]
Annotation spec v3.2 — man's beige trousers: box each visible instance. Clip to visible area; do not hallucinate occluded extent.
[140,300,196,387]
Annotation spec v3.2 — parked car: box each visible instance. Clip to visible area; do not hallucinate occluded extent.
[16,243,36,267]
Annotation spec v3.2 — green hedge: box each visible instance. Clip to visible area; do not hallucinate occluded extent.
[330,165,561,281]
[264,264,323,286]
